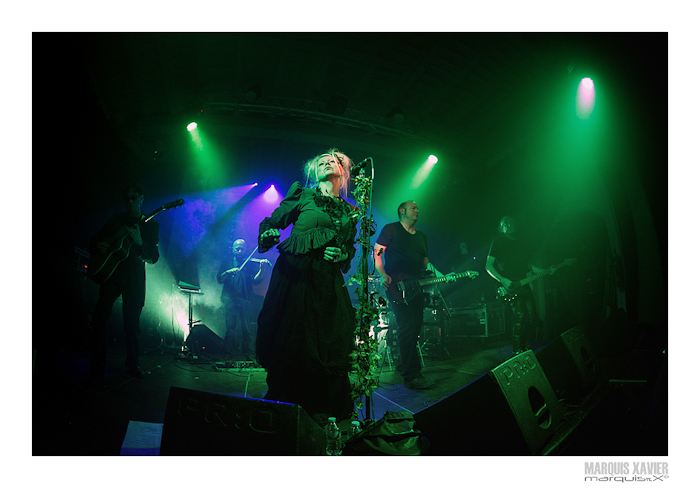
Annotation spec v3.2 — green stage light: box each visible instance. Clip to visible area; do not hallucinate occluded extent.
[188,123,203,152]
[409,155,439,189]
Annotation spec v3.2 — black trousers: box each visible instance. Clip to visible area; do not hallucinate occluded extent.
[90,274,144,378]
[223,297,252,355]
[391,294,425,382]
[510,286,537,353]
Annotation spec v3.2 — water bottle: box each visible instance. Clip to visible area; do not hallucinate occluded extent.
[348,420,361,439]
[325,417,342,455]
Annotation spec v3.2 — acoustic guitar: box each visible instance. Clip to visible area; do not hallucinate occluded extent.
[87,199,184,284]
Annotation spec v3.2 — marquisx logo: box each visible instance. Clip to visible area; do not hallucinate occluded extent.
[584,462,669,482]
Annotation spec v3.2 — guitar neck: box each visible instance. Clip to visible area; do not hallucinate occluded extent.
[418,271,475,287]
[518,270,550,287]
[143,207,164,223]
[517,261,569,287]
[143,199,185,223]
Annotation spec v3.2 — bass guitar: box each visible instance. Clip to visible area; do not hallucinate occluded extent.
[87,199,184,284]
[496,258,576,302]
[389,270,479,304]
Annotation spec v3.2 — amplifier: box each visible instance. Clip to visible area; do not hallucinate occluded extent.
[448,302,506,338]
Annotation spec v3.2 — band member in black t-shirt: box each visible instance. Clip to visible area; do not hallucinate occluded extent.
[374,201,454,389]
[485,216,556,355]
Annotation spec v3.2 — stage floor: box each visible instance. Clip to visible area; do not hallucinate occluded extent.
[32,332,666,456]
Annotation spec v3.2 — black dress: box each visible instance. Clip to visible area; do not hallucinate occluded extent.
[256,182,358,419]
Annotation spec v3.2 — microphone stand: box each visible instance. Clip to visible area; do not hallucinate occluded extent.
[351,158,378,421]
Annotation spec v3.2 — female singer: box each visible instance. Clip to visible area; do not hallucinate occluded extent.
[256,148,358,424]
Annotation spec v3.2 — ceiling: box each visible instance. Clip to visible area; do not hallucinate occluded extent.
[34,32,667,268]
[77,32,587,168]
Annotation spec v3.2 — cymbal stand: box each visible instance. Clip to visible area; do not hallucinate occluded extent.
[417,337,426,368]
[374,313,395,372]
[434,289,452,360]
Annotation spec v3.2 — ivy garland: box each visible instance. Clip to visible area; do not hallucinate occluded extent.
[348,172,382,420]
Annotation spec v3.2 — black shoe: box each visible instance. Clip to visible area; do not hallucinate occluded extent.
[128,366,144,378]
[404,375,435,389]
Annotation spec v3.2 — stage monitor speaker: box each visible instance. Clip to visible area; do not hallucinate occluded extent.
[185,324,225,355]
[536,325,597,397]
[160,386,325,455]
[414,350,562,455]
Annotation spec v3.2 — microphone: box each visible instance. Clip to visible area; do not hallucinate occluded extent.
[350,157,372,176]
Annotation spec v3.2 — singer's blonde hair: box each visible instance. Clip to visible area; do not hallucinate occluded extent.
[303,148,353,197]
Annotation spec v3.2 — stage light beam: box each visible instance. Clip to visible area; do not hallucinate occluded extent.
[188,123,203,152]
[410,155,439,189]
[263,185,279,203]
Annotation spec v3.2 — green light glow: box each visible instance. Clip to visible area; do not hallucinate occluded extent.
[184,124,231,190]
[188,125,203,152]
[410,156,438,189]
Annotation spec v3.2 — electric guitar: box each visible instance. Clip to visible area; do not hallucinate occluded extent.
[496,258,577,302]
[87,199,184,284]
[389,270,479,304]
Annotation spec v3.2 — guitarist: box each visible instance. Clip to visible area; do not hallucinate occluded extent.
[485,216,555,356]
[374,200,454,389]
[88,183,160,382]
